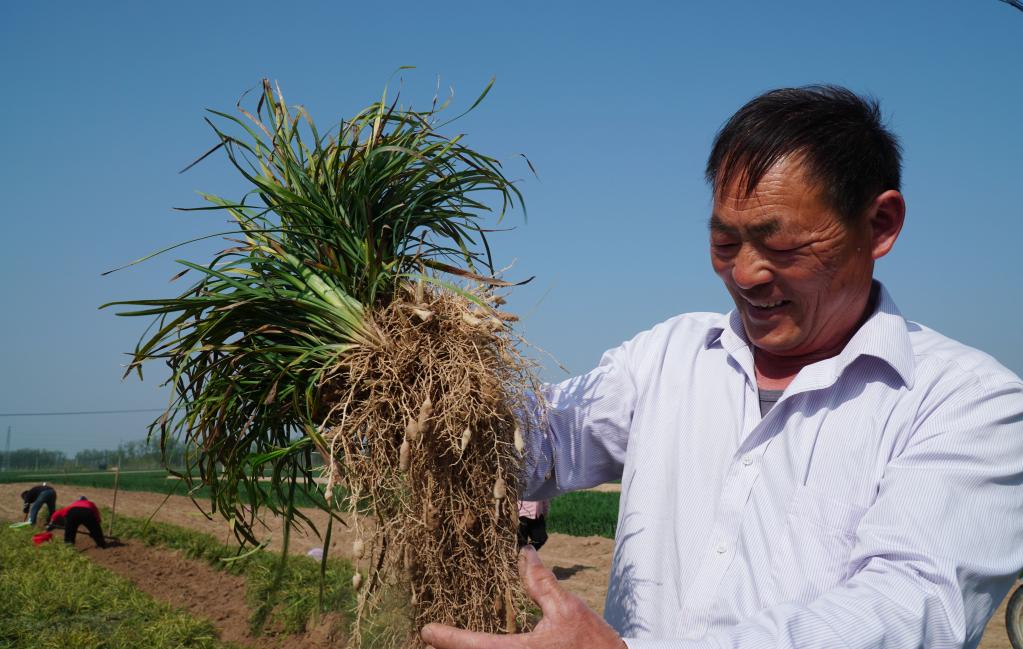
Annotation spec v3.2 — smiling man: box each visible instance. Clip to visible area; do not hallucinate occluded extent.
[708,156,903,391]
[423,86,1023,649]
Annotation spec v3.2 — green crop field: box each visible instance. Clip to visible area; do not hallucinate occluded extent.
[0,526,223,649]
[549,491,619,538]
[3,469,622,539]
[0,469,330,509]
[0,469,194,494]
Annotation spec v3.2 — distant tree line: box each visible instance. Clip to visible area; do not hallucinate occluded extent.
[0,437,187,471]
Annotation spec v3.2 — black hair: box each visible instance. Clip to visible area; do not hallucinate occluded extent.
[706,85,902,223]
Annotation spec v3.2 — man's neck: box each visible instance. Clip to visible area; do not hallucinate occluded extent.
[754,352,823,390]
[754,284,879,391]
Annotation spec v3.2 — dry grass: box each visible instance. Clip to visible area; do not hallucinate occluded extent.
[317,283,541,646]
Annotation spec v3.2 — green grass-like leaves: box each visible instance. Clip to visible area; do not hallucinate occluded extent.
[102,77,526,545]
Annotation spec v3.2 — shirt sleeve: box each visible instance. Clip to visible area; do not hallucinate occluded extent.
[628,374,1023,649]
[521,340,638,501]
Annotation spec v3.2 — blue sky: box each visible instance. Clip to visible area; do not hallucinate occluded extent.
[1,1,1020,453]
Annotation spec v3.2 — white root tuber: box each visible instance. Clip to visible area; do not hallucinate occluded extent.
[513,424,525,454]
[417,397,434,433]
[399,439,411,471]
[405,419,421,442]
[412,307,434,322]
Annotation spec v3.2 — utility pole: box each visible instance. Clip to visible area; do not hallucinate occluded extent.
[3,426,10,472]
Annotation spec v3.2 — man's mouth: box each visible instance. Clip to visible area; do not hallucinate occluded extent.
[744,297,791,316]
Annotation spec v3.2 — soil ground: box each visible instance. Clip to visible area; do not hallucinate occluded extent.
[81,541,344,649]
[1,482,1014,648]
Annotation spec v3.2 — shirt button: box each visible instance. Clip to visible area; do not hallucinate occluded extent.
[741,455,754,466]
[715,543,727,554]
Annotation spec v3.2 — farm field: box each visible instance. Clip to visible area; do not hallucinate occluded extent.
[0,469,621,538]
[1,480,1016,649]
[0,481,613,642]
[0,525,223,649]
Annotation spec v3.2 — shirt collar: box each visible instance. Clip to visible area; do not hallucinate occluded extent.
[704,281,915,390]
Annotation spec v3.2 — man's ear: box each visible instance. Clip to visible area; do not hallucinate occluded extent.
[867,190,905,260]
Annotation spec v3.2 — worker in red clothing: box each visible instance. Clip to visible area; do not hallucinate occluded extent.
[46,496,107,548]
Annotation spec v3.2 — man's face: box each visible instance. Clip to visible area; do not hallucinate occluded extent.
[709,157,875,360]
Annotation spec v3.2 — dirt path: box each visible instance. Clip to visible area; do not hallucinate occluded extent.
[1,482,1013,648]
[81,541,343,648]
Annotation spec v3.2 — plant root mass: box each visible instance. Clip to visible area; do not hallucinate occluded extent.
[319,285,540,646]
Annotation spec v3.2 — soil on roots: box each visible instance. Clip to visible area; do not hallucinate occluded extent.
[319,287,542,647]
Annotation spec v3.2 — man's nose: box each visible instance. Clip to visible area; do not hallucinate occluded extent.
[731,245,772,289]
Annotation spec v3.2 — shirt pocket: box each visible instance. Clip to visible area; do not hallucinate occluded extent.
[769,486,868,605]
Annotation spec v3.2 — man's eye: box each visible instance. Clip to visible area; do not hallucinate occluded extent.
[765,243,804,253]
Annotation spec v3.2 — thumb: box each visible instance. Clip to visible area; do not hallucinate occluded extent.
[519,546,564,615]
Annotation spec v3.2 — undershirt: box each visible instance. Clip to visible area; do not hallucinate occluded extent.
[758,388,784,416]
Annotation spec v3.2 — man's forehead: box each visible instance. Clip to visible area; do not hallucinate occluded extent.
[713,155,824,207]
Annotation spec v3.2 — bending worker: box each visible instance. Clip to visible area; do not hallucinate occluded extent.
[20,483,57,526]
[47,496,107,548]
[422,86,1023,649]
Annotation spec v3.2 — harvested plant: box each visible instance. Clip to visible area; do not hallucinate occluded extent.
[104,78,542,647]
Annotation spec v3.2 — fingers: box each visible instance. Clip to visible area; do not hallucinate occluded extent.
[421,623,518,649]
[518,545,564,614]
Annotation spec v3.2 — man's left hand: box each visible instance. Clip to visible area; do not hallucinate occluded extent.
[421,546,627,649]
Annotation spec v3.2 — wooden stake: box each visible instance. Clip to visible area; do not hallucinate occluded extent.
[108,464,121,537]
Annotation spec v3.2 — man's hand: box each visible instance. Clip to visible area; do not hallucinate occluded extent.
[421,546,627,649]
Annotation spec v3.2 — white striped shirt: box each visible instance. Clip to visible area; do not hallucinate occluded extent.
[523,283,1023,648]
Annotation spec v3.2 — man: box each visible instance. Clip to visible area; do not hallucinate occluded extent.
[19,483,57,526]
[47,496,107,548]
[422,86,1023,648]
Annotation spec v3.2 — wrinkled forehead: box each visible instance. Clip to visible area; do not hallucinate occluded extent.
[715,156,830,212]
[715,153,859,232]
[713,153,821,199]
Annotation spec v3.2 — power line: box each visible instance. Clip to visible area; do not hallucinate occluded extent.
[0,407,169,417]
